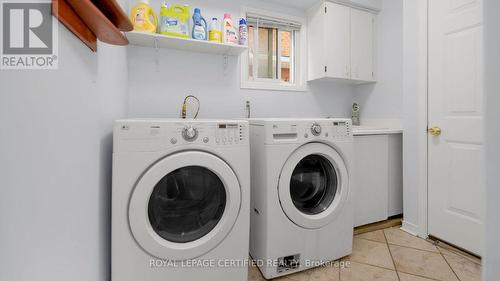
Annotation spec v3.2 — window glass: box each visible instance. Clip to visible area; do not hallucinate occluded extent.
[280,30,292,83]
[245,14,303,90]
[148,166,226,243]
[256,27,278,79]
[248,26,254,80]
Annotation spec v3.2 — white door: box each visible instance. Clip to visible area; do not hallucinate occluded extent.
[278,143,350,229]
[128,151,241,260]
[350,8,374,81]
[428,0,484,255]
[325,2,351,79]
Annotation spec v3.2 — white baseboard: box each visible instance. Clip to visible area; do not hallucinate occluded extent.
[401,220,420,236]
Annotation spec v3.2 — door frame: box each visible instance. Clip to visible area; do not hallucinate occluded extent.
[402,0,429,239]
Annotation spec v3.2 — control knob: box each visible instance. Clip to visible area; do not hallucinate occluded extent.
[311,123,322,136]
[182,126,198,142]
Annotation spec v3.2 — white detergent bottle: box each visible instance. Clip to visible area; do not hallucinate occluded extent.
[222,13,238,44]
[209,18,222,43]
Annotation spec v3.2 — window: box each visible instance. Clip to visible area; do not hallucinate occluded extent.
[241,10,306,91]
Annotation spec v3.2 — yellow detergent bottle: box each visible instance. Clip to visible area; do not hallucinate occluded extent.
[130,0,158,33]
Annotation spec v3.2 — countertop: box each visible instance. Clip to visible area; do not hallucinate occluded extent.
[352,126,403,136]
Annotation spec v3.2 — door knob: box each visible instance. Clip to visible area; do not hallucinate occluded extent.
[428,127,442,136]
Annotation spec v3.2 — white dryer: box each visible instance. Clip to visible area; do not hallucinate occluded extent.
[112,119,250,281]
[249,118,354,279]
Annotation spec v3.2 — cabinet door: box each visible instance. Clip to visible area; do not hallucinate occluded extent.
[353,135,389,227]
[350,9,374,81]
[325,2,350,79]
[388,134,403,217]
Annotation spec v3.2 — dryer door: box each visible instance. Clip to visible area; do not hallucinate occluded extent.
[128,151,241,260]
[278,143,349,229]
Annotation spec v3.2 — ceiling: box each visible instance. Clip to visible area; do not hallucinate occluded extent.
[266,0,320,10]
[266,0,382,12]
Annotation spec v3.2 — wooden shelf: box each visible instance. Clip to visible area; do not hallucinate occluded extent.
[126,31,248,56]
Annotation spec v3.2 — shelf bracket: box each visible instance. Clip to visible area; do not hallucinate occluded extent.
[154,36,160,71]
[223,55,229,75]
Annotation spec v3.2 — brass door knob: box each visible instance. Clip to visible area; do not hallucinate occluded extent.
[428,127,442,136]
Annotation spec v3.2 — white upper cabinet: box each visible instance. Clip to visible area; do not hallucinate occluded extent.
[351,8,375,81]
[325,2,351,79]
[308,1,376,83]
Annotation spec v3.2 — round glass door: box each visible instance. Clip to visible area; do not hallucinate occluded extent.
[290,155,338,215]
[129,151,241,260]
[148,166,227,243]
[278,143,349,229]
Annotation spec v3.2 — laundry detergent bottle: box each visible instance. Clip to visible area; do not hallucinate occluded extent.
[130,0,158,33]
[222,13,238,44]
[209,18,222,43]
[192,8,208,40]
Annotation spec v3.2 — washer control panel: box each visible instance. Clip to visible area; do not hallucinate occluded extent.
[215,123,243,145]
[113,120,248,152]
[176,123,246,145]
[332,120,351,140]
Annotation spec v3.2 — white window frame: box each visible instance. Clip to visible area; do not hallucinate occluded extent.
[240,7,307,92]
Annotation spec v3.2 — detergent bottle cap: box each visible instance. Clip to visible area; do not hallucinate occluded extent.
[224,13,231,19]
[212,17,218,21]
[239,18,247,25]
[194,8,201,14]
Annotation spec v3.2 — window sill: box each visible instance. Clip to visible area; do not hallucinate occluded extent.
[241,81,308,92]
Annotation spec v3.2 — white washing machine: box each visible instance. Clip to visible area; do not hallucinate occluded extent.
[112,119,250,281]
[249,118,354,279]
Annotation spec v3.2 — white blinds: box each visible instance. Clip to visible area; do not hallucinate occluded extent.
[246,13,302,31]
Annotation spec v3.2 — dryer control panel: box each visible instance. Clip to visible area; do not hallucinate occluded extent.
[250,118,353,145]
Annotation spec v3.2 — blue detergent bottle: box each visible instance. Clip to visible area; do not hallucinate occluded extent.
[192,8,207,40]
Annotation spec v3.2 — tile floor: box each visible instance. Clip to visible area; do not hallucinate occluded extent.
[248,226,482,281]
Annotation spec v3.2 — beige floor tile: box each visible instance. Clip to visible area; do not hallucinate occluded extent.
[355,230,386,243]
[340,261,399,281]
[347,238,395,270]
[442,250,482,281]
[309,264,340,281]
[248,265,266,281]
[398,272,438,281]
[384,227,439,253]
[389,244,459,281]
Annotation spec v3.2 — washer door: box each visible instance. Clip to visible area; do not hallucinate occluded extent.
[129,151,241,260]
[278,143,349,229]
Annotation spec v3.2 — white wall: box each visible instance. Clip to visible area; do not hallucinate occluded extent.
[483,0,500,279]
[401,0,428,236]
[0,1,405,280]
[353,0,403,121]
[0,27,127,281]
[126,0,355,119]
